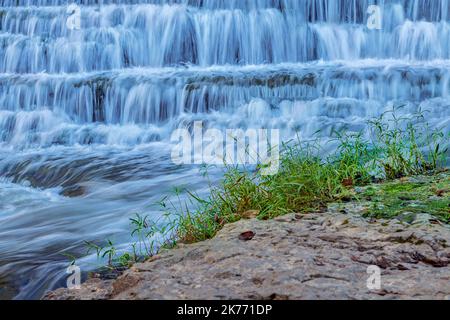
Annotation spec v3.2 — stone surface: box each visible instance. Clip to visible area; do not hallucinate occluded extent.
[44,203,450,300]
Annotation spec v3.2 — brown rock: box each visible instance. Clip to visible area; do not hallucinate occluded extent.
[44,208,450,300]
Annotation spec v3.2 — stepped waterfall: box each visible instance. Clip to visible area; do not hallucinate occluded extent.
[0,0,449,299]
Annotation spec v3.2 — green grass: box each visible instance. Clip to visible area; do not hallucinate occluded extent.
[74,107,449,269]
[169,107,449,244]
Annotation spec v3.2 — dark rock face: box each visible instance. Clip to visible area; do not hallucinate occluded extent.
[44,204,450,300]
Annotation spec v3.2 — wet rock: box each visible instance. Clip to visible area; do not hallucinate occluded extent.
[61,185,86,198]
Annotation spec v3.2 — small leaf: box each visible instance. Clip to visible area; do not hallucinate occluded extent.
[239,231,255,241]
[342,177,354,187]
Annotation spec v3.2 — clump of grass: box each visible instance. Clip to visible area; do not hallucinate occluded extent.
[79,211,179,271]
[76,108,449,269]
[171,107,449,243]
[85,239,118,269]
[368,107,447,179]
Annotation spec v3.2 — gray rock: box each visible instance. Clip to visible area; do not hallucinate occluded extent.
[44,207,450,300]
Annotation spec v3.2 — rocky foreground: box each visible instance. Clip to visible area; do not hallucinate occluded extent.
[45,196,450,300]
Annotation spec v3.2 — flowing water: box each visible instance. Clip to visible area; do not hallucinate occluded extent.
[0,0,449,299]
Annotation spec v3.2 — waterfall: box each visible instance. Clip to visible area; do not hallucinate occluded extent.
[0,0,449,299]
[1,2,450,73]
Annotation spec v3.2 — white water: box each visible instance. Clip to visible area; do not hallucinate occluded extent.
[0,0,449,299]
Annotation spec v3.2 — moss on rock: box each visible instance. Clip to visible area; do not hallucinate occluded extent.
[360,171,450,224]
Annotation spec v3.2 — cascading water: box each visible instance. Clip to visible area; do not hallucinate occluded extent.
[0,0,449,299]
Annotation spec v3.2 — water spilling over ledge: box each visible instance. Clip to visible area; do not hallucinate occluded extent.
[1,3,450,73]
[0,61,449,150]
[0,0,449,299]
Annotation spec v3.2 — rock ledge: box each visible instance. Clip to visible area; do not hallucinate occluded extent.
[44,204,450,300]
